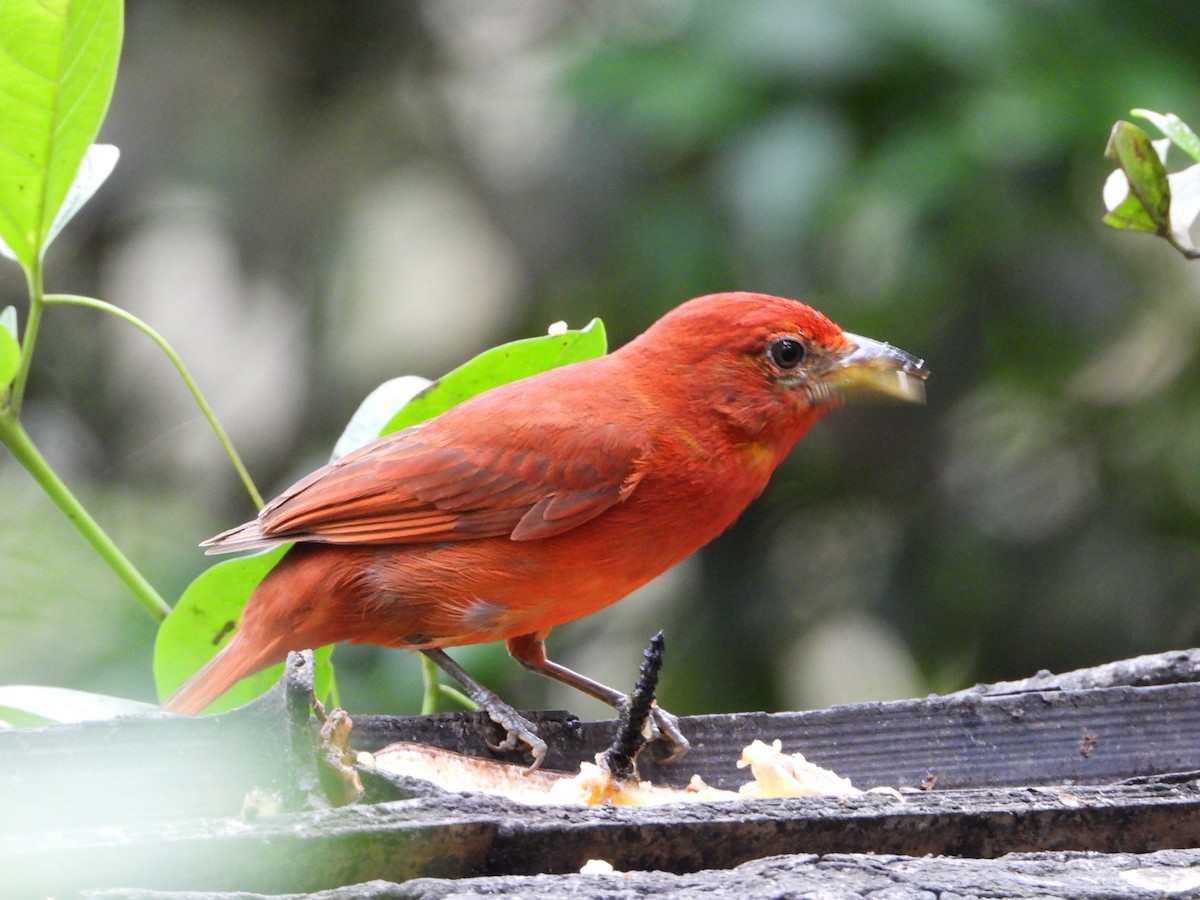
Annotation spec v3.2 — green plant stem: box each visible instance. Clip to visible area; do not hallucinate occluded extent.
[440,683,476,710]
[8,263,44,416]
[42,294,264,509]
[420,655,440,714]
[0,412,171,621]
[419,654,476,713]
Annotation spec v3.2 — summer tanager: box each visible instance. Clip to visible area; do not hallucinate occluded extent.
[162,292,927,766]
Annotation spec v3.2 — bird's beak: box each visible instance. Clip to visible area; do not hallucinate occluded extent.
[831,332,928,403]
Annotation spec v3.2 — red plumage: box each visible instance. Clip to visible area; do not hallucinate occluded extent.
[162,292,926,763]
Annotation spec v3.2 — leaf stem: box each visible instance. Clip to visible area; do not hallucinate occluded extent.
[420,654,476,713]
[8,262,44,416]
[420,654,440,714]
[440,683,477,710]
[42,294,264,509]
[0,412,172,621]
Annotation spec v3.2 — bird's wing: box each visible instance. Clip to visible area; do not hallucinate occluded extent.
[203,420,651,553]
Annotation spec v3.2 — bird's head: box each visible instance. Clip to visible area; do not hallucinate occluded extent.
[627,292,928,452]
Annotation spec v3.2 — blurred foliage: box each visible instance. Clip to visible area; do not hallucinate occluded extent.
[5,0,1200,721]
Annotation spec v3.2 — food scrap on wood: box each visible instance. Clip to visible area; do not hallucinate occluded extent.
[365,738,880,807]
[310,633,885,808]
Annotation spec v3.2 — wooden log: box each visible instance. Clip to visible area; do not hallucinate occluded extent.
[16,779,1200,895]
[948,648,1200,696]
[351,679,1200,791]
[88,847,1196,900]
[8,650,1200,896]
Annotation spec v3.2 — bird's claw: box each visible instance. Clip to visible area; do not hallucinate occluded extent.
[480,703,548,771]
[647,704,690,764]
[613,697,690,765]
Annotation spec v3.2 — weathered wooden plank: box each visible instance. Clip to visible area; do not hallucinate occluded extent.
[951,648,1200,696]
[349,680,1200,792]
[9,650,1200,896]
[477,780,1200,874]
[7,803,495,897]
[88,848,1196,900]
[15,780,1200,895]
[0,654,324,836]
[8,650,1200,839]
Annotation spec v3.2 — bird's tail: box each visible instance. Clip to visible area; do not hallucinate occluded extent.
[200,518,281,556]
[160,629,284,716]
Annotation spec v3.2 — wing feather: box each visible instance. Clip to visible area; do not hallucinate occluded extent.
[203,416,650,554]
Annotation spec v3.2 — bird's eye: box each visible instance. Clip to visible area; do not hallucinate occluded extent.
[767,337,806,370]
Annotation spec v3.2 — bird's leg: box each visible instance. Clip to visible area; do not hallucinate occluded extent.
[420,647,547,770]
[506,633,690,763]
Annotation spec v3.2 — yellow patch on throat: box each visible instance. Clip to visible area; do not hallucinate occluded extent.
[738,438,780,473]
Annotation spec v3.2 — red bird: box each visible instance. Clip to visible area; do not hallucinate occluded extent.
[162,292,927,766]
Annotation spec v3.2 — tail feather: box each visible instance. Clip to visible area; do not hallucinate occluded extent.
[160,630,283,715]
[163,543,347,715]
[200,519,281,556]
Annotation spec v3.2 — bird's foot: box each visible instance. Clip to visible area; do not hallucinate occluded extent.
[479,699,548,771]
[646,703,690,764]
[420,647,548,771]
[605,698,689,767]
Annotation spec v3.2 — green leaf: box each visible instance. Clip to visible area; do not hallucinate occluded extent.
[1103,121,1171,234]
[331,374,432,461]
[1133,109,1200,165]
[154,546,334,714]
[0,0,123,272]
[0,306,18,391]
[1103,187,1162,234]
[0,143,122,263]
[1104,119,1200,258]
[0,685,155,727]
[381,318,608,435]
[46,143,120,252]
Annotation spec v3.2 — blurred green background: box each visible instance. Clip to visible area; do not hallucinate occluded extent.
[4,0,1200,723]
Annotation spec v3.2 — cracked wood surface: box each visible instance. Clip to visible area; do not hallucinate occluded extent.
[7,650,1200,896]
